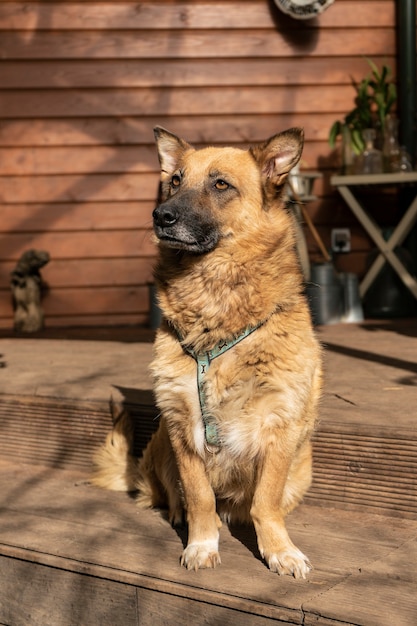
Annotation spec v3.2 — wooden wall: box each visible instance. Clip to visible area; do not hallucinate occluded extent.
[0,1,397,328]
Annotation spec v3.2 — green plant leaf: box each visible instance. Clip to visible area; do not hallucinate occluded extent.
[351,128,365,154]
[366,57,379,76]
[329,120,342,147]
[329,58,397,155]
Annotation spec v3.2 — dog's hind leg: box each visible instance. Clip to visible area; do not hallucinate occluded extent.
[136,421,184,524]
[250,437,312,579]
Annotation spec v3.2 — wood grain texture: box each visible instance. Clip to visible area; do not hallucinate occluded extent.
[0,142,332,175]
[0,30,395,60]
[0,202,156,232]
[0,114,385,146]
[0,172,159,202]
[0,557,138,626]
[0,452,416,626]
[0,230,156,260]
[0,86,365,118]
[0,2,395,31]
[0,57,396,89]
[3,257,156,288]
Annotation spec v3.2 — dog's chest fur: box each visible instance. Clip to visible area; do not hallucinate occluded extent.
[152,315,317,463]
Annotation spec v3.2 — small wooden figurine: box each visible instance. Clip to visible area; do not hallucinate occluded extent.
[10,249,50,332]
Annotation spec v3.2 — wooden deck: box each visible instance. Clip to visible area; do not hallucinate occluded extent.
[1,320,417,625]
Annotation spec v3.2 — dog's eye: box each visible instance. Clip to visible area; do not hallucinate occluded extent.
[214,179,229,191]
[171,175,181,188]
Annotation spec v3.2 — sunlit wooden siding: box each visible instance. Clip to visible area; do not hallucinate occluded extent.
[0,1,396,327]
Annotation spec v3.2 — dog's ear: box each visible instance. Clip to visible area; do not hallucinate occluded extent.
[250,128,304,188]
[154,127,193,176]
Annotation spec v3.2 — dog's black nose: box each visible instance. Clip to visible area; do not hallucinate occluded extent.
[153,205,178,227]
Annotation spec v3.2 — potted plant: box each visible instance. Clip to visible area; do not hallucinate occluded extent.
[329,59,397,170]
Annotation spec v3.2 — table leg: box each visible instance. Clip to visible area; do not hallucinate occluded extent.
[337,185,417,299]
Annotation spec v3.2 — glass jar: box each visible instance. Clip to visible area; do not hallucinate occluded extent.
[358,128,383,174]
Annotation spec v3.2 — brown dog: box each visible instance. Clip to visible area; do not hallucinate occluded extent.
[93,127,322,578]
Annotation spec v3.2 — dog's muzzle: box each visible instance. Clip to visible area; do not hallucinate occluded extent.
[152,200,219,254]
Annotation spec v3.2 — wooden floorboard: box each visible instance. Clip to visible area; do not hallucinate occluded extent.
[1,320,416,428]
[1,320,416,517]
[1,460,417,626]
[0,320,417,623]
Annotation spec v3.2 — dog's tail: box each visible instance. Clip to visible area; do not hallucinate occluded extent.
[91,399,139,492]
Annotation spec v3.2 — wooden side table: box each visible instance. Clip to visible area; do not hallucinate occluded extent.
[331,172,417,299]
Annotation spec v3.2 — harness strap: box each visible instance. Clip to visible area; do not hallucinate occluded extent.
[179,323,263,448]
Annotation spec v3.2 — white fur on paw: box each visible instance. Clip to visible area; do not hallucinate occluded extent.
[266,547,312,579]
[181,539,221,571]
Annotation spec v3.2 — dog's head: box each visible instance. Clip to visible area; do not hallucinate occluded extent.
[152,127,303,255]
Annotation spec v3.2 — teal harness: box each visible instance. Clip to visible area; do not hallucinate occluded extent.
[178,323,263,448]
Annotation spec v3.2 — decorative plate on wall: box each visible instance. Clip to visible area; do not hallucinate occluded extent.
[274,0,334,20]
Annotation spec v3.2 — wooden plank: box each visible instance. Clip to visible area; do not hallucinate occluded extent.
[0,323,154,342]
[312,472,417,495]
[318,1,394,28]
[0,258,156,289]
[1,461,417,626]
[0,145,158,175]
[0,546,307,626]
[0,86,366,118]
[0,313,149,329]
[0,557,138,626]
[305,493,417,520]
[0,29,395,61]
[0,288,151,322]
[0,202,156,232]
[0,495,385,624]
[309,485,417,514]
[0,141,331,175]
[309,483,417,517]
[1,285,152,317]
[0,335,154,401]
[0,395,156,469]
[0,113,382,146]
[1,458,413,546]
[304,552,417,626]
[0,57,396,89]
[0,285,150,317]
[0,172,160,203]
[137,587,292,625]
[0,2,395,31]
[0,230,156,260]
[318,353,417,434]
[0,506,310,624]
[42,285,151,316]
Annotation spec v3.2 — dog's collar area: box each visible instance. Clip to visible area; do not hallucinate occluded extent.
[177,323,263,449]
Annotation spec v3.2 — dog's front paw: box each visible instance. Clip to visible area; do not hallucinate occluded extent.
[265,547,312,579]
[181,540,221,571]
